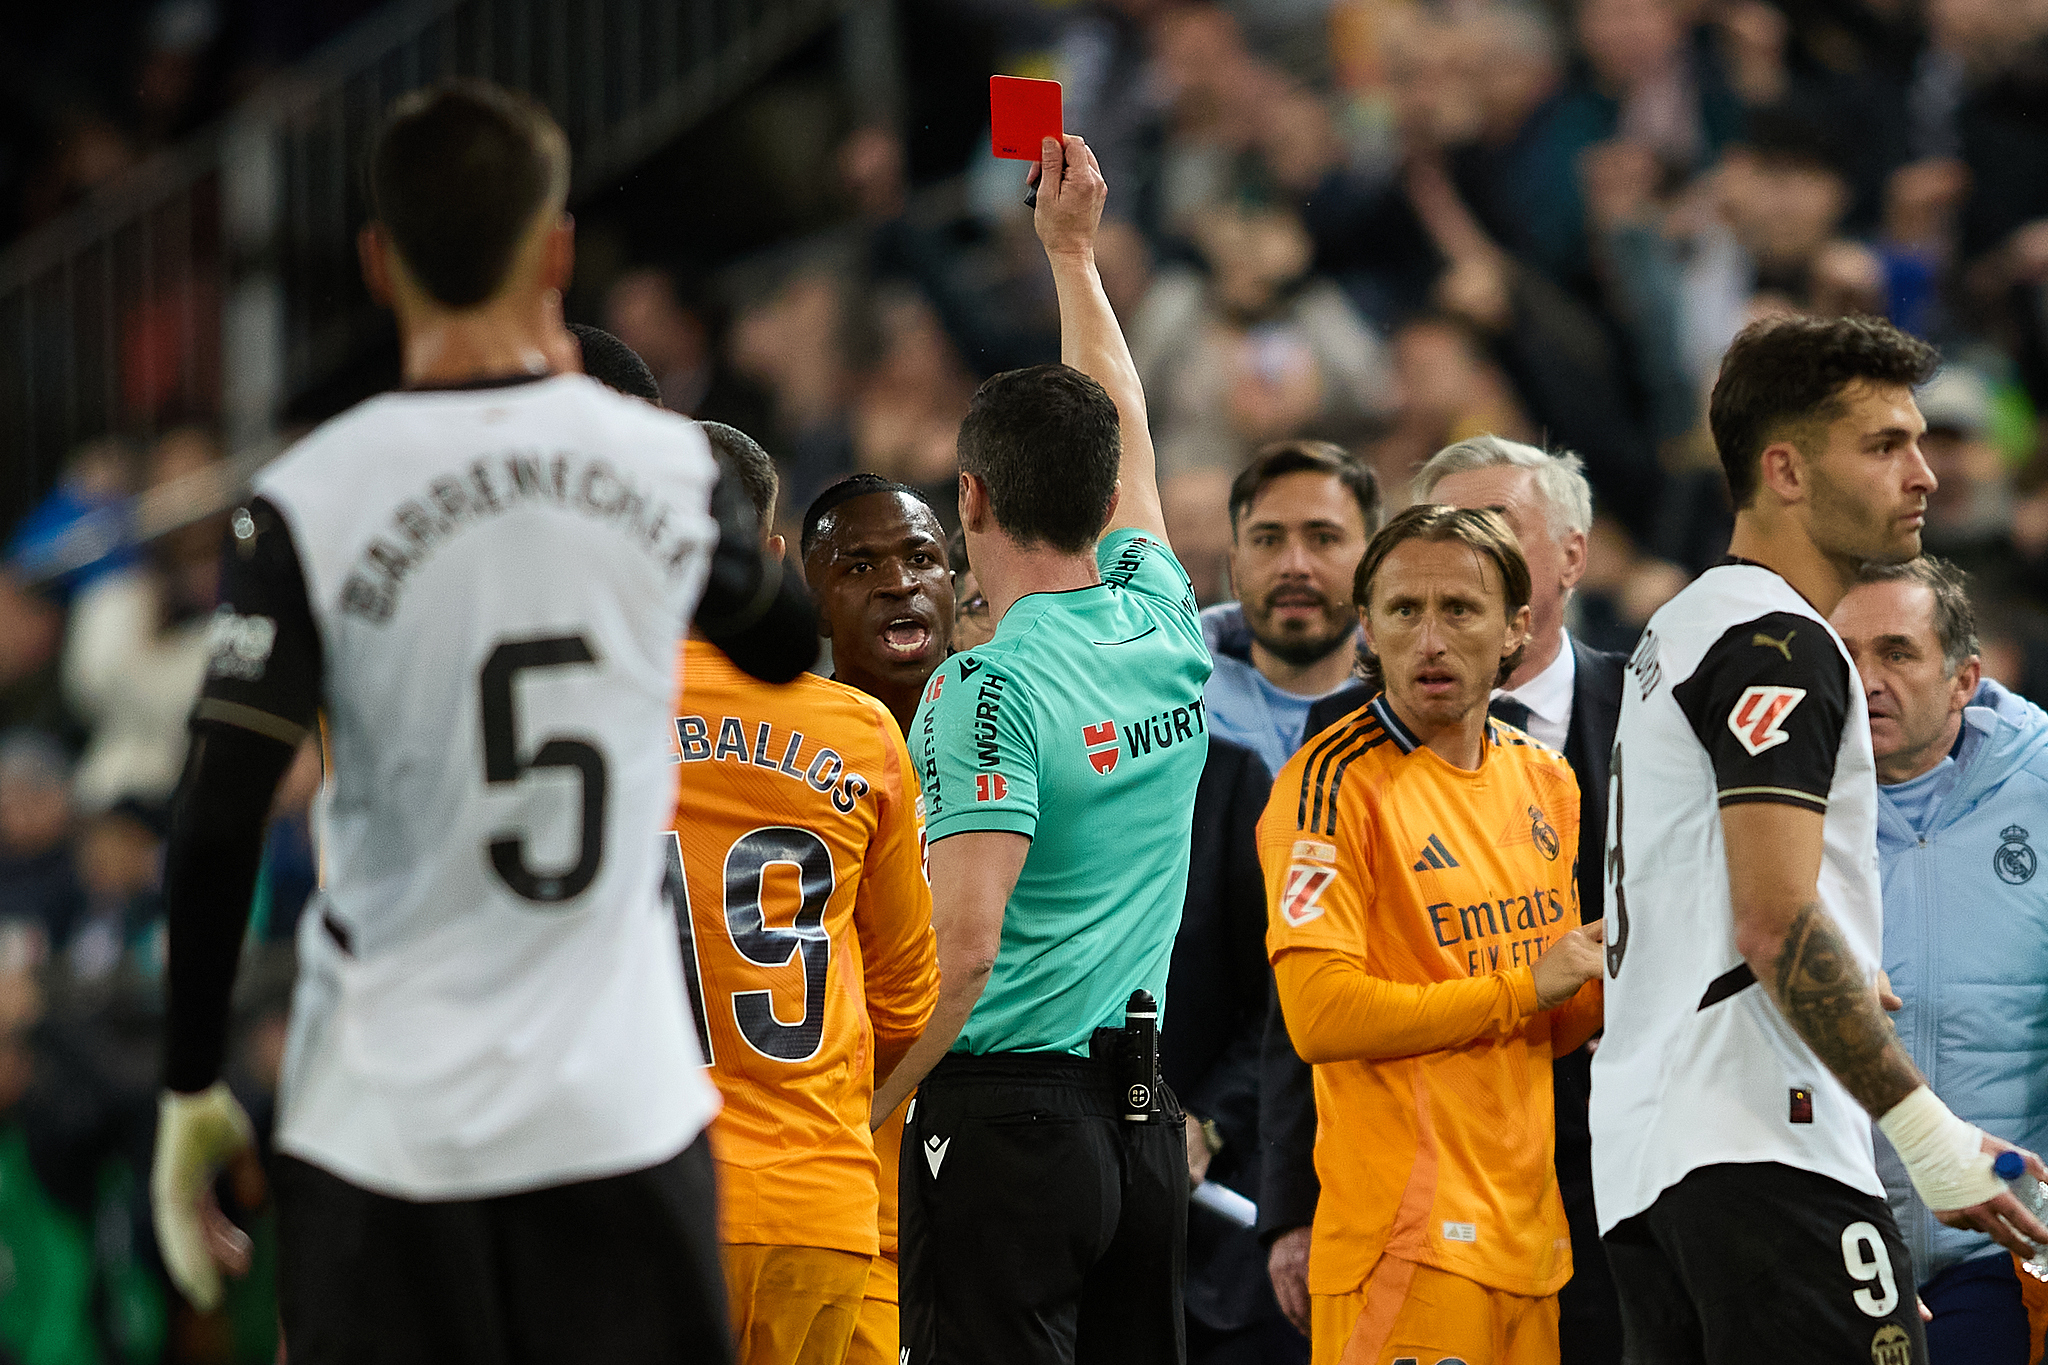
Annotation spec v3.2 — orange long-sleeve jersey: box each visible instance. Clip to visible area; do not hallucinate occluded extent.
[670,641,938,1256]
[1260,695,1602,1300]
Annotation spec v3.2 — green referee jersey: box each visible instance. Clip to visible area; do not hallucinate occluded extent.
[912,527,1215,1055]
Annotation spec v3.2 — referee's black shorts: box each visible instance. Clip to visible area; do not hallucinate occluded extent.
[275,1133,731,1364]
[900,1047,1189,1365]
[1604,1160,1926,1365]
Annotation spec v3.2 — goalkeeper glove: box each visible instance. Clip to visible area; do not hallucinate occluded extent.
[151,1081,256,1311]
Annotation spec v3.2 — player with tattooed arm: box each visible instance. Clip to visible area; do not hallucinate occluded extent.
[1591,315,2048,1365]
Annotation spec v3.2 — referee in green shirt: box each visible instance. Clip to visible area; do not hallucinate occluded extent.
[871,134,1213,1365]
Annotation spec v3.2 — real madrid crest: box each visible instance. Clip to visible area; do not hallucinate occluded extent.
[1996,825,2038,886]
[1529,805,1560,861]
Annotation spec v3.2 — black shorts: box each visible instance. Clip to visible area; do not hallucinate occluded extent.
[275,1134,731,1364]
[1603,1161,1926,1365]
[900,1048,1189,1365]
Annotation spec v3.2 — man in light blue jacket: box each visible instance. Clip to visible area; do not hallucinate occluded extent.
[1834,556,2048,1364]
[1200,441,1379,776]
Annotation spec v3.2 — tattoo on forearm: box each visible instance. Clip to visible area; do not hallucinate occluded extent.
[1770,902,1922,1116]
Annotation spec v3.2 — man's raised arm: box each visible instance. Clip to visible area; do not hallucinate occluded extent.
[1030,134,1168,546]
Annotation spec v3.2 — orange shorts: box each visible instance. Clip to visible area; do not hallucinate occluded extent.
[843,1252,898,1365]
[1310,1256,1558,1365]
[721,1242,872,1365]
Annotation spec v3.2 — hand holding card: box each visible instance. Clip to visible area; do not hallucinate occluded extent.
[991,75,1061,205]
[1029,135,1107,259]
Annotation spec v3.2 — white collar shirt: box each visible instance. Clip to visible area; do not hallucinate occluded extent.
[1494,628,1576,751]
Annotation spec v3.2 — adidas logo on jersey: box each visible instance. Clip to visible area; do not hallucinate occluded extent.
[1412,834,1460,871]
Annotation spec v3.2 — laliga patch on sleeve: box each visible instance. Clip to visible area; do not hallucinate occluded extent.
[1727,685,1806,756]
[1280,865,1335,926]
[204,607,278,681]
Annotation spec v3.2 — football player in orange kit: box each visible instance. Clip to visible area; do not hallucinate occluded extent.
[670,439,940,1365]
[1259,503,1607,1365]
[799,472,956,1365]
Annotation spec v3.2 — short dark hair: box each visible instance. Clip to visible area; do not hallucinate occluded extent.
[367,81,569,308]
[701,423,779,529]
[1228,440,1381,537]
[1708,315,1940,508]
[1352,503,1531,689]
[570,323,660,403]
[800,473,936,560]
[957,363,1120,554]
[1856,555,1980,674]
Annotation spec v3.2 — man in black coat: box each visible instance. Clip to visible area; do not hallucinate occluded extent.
[1164,734,1308,1365]
[1258,437,1628,1364]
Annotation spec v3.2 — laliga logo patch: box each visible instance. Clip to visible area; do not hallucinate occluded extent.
[1082,720,1119,775]
[1280,865,1335,926]
[1996,825,2037,885]
[975,773,1008,803]
[1727,685,1806,756]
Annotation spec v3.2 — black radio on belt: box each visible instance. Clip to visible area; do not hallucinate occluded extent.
[1121,989,1162,1124]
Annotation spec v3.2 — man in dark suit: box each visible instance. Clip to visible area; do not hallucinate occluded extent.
[1166,734,1308,1365]
[1258,436,1628,1364]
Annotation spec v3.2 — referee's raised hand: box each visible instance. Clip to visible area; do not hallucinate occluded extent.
[1022,130,1170,545]
[1026,134,1106,257]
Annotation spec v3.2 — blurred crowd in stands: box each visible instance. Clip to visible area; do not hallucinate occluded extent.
[0,0,386,245]
[15,0,2048,1357]
[636,0,2048,675]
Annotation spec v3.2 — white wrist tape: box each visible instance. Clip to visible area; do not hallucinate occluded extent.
[1877,1085,2004,1212]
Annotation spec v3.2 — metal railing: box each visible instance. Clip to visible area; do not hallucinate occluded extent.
[0,0,848,542]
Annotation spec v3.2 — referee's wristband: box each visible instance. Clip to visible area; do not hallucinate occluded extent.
[1877,1085,2003,1212]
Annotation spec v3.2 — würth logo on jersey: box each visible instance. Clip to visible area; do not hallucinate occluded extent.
[1412,834,1461,872]
[1727,685,1806,756]
[1082,720,1119,774]
[976,773,1008,802]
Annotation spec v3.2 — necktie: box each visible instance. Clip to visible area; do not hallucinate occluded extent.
[1488,695,1532,731]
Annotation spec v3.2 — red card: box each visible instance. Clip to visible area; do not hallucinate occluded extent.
[990,76,1062,161]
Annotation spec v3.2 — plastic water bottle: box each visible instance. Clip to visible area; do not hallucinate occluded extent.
[1993,1150,2048,1283]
